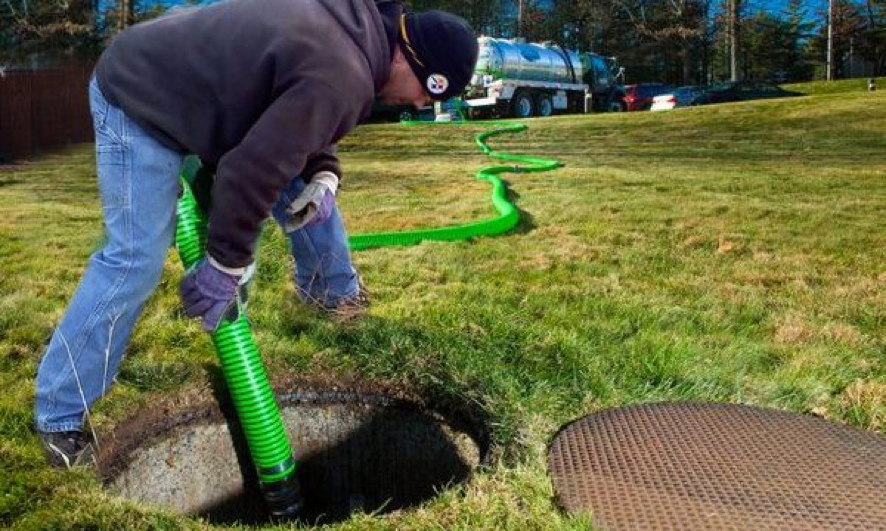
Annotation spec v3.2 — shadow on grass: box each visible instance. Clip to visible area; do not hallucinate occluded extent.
[502,181,537,236]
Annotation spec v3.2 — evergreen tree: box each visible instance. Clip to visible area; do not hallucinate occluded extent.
[742,10,803,81]
[408,0,512,37]
[858,0,886,74]
[782,0,817,81]
[811,0,867,78]
[0,0,101,65]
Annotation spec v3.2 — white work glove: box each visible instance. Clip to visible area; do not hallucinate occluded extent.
[282,171,339,233]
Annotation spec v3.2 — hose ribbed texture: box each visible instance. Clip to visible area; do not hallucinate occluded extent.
[348,121,561,251]
[175,180,295,483]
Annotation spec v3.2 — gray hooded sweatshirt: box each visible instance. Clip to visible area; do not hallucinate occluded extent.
[95,0,392,268]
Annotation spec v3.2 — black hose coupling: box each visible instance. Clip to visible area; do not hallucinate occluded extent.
[261,473,304,520]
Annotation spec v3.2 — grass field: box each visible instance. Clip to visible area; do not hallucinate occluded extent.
[1,81,884,530]
[785,76,883,95]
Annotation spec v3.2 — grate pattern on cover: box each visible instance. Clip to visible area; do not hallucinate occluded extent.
[549,402,886,530]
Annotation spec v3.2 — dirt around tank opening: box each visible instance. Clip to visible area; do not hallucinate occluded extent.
[97,381,488,526]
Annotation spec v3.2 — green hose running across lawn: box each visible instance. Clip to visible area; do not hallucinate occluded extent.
[174,119,560,519]
[348,120,561,250]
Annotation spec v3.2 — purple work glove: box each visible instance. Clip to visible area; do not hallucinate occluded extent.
[310,189,335,228]
[180,257,243,332]
[282,171,339,233]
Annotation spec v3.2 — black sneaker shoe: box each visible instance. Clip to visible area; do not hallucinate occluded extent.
[38,430,95,469]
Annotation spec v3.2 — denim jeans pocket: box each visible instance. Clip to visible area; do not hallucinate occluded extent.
[95,111,125,148]
[96,143,129,211]
[89,78,109,129]
[94,99,127,161]
[90,82,125,148]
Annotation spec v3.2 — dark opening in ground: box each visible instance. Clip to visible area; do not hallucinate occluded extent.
[98,384,487,526]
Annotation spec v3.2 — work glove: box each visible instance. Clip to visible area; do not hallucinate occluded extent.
[180,257,245,332]
[282,171,339,233]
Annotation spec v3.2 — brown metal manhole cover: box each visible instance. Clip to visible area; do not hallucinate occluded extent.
[549,402,886,530]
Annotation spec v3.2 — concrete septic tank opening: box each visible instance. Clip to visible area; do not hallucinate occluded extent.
[98,385,487,526]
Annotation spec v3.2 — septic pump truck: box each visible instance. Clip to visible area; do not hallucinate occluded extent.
[463,37,627,118]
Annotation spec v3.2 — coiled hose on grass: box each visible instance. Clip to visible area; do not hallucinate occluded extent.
[174,118,560,519]
[348,121,561,250]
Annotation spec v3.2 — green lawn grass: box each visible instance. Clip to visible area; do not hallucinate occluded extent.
[785,76,883,95]
[1,83,884,530]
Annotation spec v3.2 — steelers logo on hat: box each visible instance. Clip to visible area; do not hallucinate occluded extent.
[426,73,449,96]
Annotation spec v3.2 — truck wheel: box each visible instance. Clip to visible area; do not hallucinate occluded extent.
[609,101,626,112]
[536,93,554,117]
[510,91,534,118]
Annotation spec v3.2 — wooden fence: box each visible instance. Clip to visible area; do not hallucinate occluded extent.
[0,64,94,161]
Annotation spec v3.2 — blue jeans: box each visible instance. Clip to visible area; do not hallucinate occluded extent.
[270,178,358,308]
[35,77,357,433]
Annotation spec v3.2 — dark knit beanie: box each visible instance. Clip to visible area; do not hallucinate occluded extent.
[399,9,478,101]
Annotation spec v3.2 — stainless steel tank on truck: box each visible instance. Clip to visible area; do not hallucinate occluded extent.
[464,37,626,118]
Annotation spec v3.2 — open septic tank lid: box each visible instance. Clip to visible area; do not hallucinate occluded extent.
[98,382,487,526]
[549,402,886,530]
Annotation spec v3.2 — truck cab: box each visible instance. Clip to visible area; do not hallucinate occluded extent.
[582,54,627,112]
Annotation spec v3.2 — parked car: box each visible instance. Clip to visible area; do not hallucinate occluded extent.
[364,103,434,123]
[694,82,799,105]
[623,83,675,111]
[650,85,705,111]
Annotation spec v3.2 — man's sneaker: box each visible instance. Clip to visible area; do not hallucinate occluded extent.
[322,284,370,324]
[304,280,369,324]
[38,430,95,469]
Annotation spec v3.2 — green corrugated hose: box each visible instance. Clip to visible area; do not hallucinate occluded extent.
[348,120,561,250]
[174,119,560,519]
[175,181,301,518]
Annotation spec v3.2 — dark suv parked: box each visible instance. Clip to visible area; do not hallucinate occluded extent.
[624,83,675,111]
[694,82,800,105]
[364,103,434,123]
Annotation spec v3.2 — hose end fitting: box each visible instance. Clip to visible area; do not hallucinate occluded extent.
[261,473,304,520]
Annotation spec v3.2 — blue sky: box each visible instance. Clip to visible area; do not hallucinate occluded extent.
[100,0,831,24]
